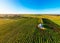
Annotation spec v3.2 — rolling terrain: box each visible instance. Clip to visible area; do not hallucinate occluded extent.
[0,15,60,43]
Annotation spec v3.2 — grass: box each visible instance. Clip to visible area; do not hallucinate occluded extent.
[0,17,38,43]
[0,15,60,43]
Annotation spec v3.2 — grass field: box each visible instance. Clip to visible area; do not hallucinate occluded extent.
[0,15,60,43]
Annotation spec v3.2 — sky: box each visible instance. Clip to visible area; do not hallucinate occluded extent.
[0,0,60,14]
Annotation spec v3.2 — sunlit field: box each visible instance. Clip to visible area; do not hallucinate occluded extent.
[0,14,60,43]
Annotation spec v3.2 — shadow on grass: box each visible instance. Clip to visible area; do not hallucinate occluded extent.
[42,18,60,32]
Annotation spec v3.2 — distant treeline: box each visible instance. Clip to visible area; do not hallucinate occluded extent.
[0,14,22,19]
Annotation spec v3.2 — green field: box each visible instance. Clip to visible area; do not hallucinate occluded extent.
[0,15,60,43]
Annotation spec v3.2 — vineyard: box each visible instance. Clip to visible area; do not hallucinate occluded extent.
[0,15,60,43]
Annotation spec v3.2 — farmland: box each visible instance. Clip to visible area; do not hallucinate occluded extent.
[0,15,60,43]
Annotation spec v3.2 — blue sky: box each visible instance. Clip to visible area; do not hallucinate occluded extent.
[0,0,60,14]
